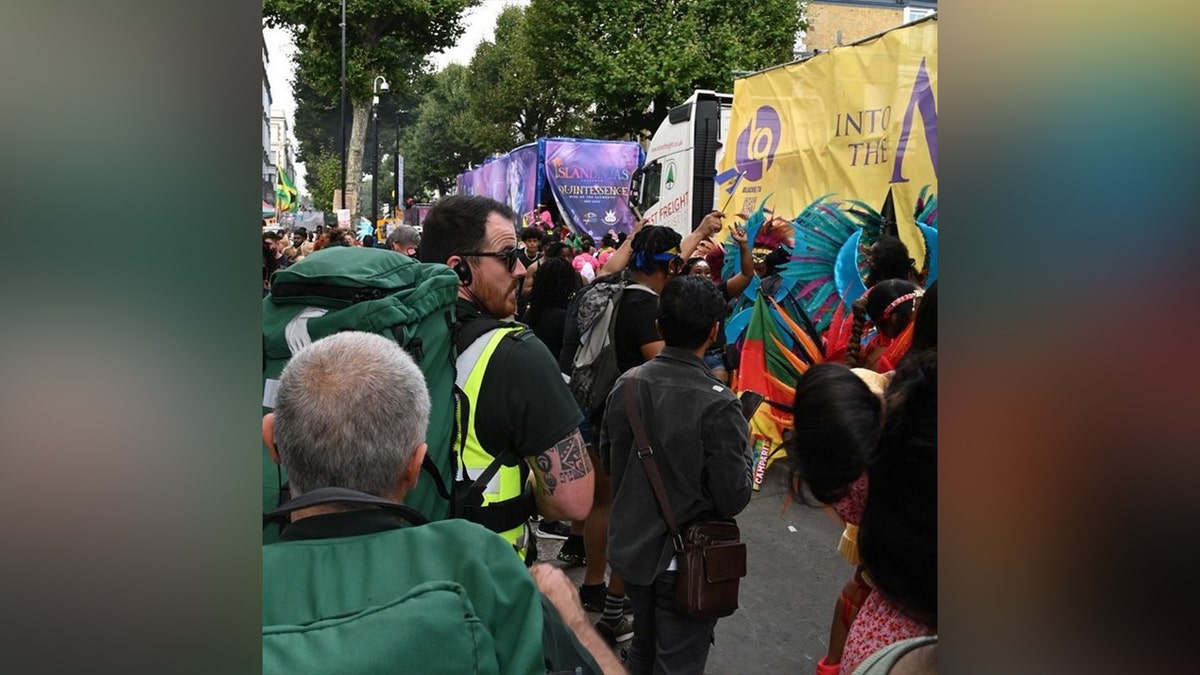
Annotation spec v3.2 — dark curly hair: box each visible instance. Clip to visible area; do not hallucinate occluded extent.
[629,225,682,274]
[865,235,916,288]
[525,256,579,327]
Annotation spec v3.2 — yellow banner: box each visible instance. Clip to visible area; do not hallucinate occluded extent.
[717,18,937,266]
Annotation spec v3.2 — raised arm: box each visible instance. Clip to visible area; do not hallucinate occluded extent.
[680,211,724,260]
[528,429,595,522]
[724,224,757,298]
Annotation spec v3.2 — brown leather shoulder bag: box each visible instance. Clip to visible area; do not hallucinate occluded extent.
[624,368,747,619]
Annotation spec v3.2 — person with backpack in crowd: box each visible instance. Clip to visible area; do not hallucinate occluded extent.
[565,223,684,645]
[261,331,621,675]
[601,275,754,674]
[419,195,595,562]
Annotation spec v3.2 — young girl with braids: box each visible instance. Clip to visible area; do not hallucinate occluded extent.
[845,279,924,372]
[788,354,936,675]
[824,235,919,365]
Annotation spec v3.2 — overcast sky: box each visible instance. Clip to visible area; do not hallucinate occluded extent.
[263,1,530,195]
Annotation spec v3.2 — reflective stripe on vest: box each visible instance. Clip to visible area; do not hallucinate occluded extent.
[454,326,528,548]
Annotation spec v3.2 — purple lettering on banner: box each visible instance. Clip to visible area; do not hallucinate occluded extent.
[891,57,938,184]
[735,106,782,182]
[542,139,643,241]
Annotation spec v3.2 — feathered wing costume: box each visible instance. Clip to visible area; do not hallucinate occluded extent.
[720,197,824,488]
[719,189,938,484]
[799,187,939,367]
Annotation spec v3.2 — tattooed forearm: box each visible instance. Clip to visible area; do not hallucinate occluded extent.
[534,431,592,497]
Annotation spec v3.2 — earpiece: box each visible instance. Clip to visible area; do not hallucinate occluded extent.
[453,258,473,286]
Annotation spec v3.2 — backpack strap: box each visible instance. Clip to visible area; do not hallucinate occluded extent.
[451,322,537,532]
[263,487,429,527]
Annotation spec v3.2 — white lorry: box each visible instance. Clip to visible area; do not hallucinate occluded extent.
[631,90,733,237]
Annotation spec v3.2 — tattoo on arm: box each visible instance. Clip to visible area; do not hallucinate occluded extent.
[536,455,557,495]
[534,432,592,497]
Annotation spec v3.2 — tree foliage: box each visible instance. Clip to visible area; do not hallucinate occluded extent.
[400,65,496,196]
[525,0,805,138]
[306,152,342,212]
[264,0,480,210]
[465,5,592,146]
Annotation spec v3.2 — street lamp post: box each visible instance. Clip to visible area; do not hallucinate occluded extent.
[371,76,389,235]
[338,0,347,210]
[395,109,405,224]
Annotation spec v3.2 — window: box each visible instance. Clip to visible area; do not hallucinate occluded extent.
[904,7,936,24]
[637,161,662,213]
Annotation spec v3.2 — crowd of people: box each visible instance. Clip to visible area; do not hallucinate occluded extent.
[261,195,937,675]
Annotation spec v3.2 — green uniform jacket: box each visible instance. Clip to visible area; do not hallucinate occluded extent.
[263,512,599,674]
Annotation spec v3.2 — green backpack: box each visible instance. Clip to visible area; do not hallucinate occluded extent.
[261,247,460,542]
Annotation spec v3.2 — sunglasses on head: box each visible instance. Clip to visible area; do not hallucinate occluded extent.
[458,246,522,272]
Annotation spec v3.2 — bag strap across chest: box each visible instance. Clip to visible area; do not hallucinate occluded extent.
[624,368,683,551]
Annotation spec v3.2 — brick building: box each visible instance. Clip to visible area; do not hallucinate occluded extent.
[798,0,936,55]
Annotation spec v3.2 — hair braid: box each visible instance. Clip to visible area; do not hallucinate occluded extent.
[846,294,870,367]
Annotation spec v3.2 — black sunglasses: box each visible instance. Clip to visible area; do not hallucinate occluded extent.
[458,247,522,273]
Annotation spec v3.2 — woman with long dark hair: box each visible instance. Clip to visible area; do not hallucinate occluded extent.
[521,256,579,363]
[788,353,936,675]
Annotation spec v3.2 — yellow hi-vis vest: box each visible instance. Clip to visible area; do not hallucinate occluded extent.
[455,326,532,551]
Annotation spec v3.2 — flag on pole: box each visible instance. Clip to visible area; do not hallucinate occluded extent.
[275,165,298,213]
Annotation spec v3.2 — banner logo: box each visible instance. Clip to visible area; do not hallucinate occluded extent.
[735,106,781,182]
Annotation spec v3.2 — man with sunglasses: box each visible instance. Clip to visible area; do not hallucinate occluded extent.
[420,195,595,562]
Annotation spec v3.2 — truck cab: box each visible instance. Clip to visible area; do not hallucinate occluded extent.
[631,90,733,237]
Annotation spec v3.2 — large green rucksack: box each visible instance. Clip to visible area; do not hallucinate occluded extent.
[261,247,459,542]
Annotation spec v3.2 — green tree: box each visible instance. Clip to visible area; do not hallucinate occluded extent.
[400,65,495,195]
[306,152,342,212]
[264,0,480,214]
[527,0,805,139]
[466,5,592,145]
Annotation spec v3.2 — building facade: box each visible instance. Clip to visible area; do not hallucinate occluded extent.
[796,0,936,56]
[269,107,294,183]
[262,37,276,206]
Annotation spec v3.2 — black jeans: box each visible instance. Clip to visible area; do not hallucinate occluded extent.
[624,571,718,675]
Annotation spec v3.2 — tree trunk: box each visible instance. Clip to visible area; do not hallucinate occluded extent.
[345,102,370,216]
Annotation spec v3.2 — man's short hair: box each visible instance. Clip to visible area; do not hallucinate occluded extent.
[418,195,517,265]
[520,227,542,243]
[657,275,724,350]
[272,332,431,498]
[386,224,421,250]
